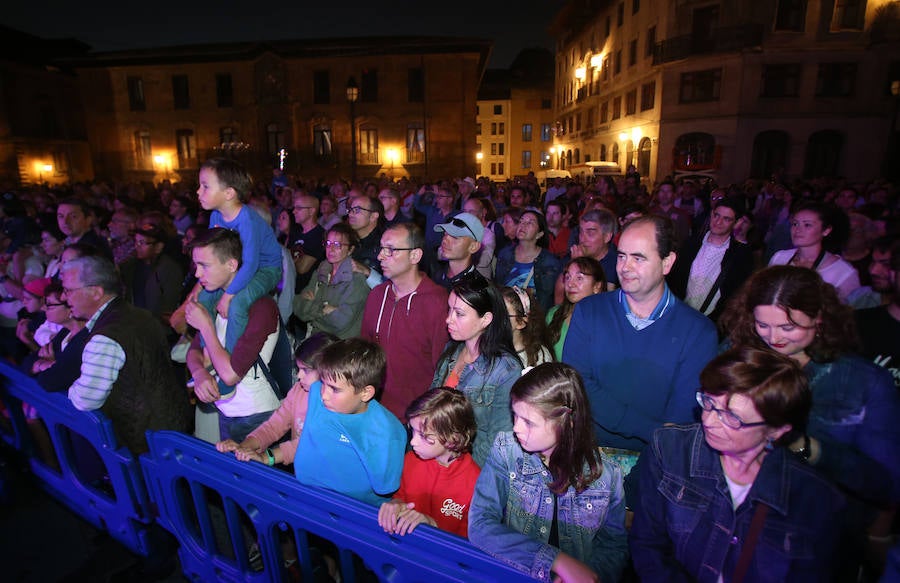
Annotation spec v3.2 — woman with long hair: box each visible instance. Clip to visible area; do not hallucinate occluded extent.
[501,286,554,368]
[545,256,606,361]
[432,278,522,466]
[768,199,860,302]
[469,363,628,582]
[494,209,562,312]
[720,265,899,578]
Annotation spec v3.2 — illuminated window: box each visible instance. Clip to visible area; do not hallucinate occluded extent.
[176,129,195,166]
[314,125,332,157]
[359,128,379,164]
[407,125,425,163]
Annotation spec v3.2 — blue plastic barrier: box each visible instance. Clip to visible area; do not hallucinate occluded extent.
[1,364,538,581]
[0,362,157,557]
[142,431,536,583]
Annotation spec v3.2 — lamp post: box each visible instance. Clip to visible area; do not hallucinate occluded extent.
[346,76,359,183]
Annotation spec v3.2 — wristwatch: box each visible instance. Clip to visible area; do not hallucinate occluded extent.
[793,434,811,461]
[265,448,276,466]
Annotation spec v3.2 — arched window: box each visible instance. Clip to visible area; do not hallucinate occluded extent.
[674,132,716,168]
[611,143,620,165]
[804,130,843,178]
[624,140,635,169]
[750,130,790,179]
[638,138,652,176]
[600,144,607,161]
[575,148,581,164]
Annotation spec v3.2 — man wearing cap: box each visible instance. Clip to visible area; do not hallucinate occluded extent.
[15,277,57,355]
[119,224,186,334]
[431,213,487,291]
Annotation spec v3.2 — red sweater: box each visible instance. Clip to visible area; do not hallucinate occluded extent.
[360,276,449,420]
[394,451,480,538]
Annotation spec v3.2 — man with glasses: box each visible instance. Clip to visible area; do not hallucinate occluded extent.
[360,223,449,420]
[431,213,487,291]
[289,191,325,293]
[61,255,190,454]
[378,187,410,229]
[348,195,385,277]
[667,198,753,322]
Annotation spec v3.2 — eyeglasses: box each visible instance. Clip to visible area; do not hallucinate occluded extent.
[292,206,316,211]
[62,284,94,295]
[448,217,477,239]
[378,246,415,257]
[696,392,767,430]
[134,239,160,247]
[349,206,374,215]
[324,241,348,249]
[44,302,67,308]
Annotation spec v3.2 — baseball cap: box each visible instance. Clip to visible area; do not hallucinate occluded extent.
[434,213,484,242]
[24,277,53,298]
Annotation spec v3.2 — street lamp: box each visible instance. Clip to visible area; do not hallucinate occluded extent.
[387,148,398,179]
[346,76,359,182]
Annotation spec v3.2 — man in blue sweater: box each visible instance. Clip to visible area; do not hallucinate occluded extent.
[563,215,717,468]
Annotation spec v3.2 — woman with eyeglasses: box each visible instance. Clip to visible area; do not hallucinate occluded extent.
[718,265,900,579]
[494,209,562,312]
[432,277,522,466]
[293,223,370,339]
[630,346,844,582]
[27,281,90,392]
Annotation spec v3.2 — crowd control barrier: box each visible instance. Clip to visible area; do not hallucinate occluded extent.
[0,363,536,582]
[0,361,158,557]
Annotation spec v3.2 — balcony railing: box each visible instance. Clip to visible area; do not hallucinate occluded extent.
[653,23,764,65]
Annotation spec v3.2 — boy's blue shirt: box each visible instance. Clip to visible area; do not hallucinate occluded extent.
[210,207,283,295]
[294,382,406,506]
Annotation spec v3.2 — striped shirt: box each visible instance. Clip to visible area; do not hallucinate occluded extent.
[68,298,126,411]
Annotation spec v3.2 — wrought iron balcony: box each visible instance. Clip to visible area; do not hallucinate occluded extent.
[653,23,764,65]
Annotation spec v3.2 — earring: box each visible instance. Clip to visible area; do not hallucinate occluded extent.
[764,437,775,452]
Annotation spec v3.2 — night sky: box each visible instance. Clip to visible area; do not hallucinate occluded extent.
[4,0,563,68]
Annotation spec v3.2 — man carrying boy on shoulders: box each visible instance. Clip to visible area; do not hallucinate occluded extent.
[185,228,281,443]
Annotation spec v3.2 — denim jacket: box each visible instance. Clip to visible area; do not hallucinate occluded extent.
[495,246,562,312]
[432,346,522,466]
[804,355,900,503]
[469,432,629,582]
[629,424,845,583]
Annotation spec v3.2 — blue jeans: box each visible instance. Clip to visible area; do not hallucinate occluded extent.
[218,409,275,443]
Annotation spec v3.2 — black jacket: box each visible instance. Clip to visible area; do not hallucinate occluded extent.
[667,233,753,322]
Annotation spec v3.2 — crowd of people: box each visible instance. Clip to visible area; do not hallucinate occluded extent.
[0,160,898,582]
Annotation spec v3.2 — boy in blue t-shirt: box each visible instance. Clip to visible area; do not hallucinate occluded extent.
[195,158,283,394]
[295,338,406,506]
